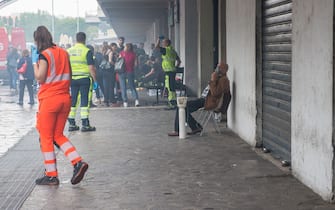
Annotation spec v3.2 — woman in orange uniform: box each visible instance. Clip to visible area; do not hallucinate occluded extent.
[32,26,88,185]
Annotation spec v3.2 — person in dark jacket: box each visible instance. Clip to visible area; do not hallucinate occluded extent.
[7,46,20,92]
[93,45,104,104]
[17,49,35,105]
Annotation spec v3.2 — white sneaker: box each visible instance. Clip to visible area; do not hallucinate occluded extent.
[135,99,140,107]
[94,98,101,105]
[123,102,128,107]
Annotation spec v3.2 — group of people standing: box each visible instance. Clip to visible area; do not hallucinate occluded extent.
[92,35,183,110]
[93,37,139,108]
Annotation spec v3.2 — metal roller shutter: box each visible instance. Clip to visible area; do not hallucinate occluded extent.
[262,0,292,163]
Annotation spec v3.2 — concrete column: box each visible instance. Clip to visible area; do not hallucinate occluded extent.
[158,14,168,38]
[218,0,226,63]
[291,0,334,201]
[197,0,214,96]
[154,20,159,40]
[145,22,157,53]
[179,0,199,96]
[174,0,180,53]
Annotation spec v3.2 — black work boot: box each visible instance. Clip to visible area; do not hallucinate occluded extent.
[68,118,79,132]
[71,161,89,185]
[81,118,96,132]
[35,175,59,185]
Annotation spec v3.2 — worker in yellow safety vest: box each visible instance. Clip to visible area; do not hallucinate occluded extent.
[155,37,181,109]
[67,32,97,132]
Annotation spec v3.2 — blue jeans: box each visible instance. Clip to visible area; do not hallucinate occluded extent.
[95,68,104,99]
[18,79,34,103]
[102,69,116,104]
[8,67,17,89]
[118,71,138,103]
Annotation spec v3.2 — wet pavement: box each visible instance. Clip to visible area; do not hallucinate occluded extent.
[0,86,37,157]
[0,84,40,210]
[0,84,335,209]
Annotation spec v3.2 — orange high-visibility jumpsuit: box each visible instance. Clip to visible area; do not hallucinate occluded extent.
[36,47,82,177]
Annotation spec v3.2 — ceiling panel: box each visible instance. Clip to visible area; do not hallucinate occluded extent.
[97,0,169,43]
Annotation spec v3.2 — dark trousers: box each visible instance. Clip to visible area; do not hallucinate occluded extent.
[70,77,90,107]
[18,79,34,103]
[8,67,17,90]
[116,80,122,102]
[102,69,116,104]
[166,71,176,92]
[95,69,104,99]
[174,97,205,132]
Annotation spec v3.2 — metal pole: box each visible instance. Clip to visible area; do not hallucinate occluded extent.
[76,0,79,32]
[51,0,55,38]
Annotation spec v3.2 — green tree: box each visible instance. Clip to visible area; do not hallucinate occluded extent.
[7,17,14,33]
[16,11,52,42]
[1,10,100,44]
[8,17,13,27]
[85,25,99,42]
[2,17,7,27]
[14,17,19,27]
[55,17,77,43]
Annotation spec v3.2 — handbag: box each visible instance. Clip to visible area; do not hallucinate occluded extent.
[17,61,27,74]
[99,58,111,70]
[115,57,125,73]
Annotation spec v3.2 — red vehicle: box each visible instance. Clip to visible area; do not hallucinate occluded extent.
[0,27,9,71]
[11,27,26,51]
[0,27,26,83]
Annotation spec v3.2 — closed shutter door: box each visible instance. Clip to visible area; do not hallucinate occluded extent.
[262,0,292,162]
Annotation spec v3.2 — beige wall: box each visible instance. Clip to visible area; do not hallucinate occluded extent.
[226,0,257,146]
[291,0,334,201]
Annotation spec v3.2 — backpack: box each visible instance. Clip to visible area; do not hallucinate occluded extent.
[99,52,112,70]
[114,57,126,73]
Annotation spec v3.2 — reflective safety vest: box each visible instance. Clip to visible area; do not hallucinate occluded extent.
[67,43,90,79]
[162,46,177,72]
[38,46,71,100]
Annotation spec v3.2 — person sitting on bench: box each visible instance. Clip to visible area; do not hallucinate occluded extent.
[140,56,164,85]
[168,62,230,136]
